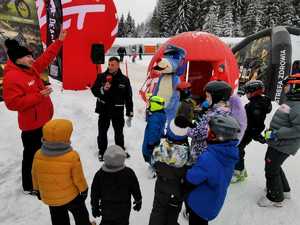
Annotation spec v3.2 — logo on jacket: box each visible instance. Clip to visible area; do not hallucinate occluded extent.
[28,80,35,86]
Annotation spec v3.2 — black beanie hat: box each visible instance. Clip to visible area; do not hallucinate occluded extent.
[4,39,32,63]
[204,80,232,105]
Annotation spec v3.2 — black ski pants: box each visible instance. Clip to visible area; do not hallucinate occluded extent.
[49,195,91,225]
[265,147,291,202]
[21,127,43,191]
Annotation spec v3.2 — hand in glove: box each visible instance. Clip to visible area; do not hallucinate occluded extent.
[92,206,102,218]
[133,200,142,211]
[79,189,88,201]
[201,100,209,111]
[264,130,277,141]
[126,117,132,127]
[254,134,266,144]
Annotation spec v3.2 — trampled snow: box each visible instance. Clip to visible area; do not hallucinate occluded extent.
[0,56,299,225]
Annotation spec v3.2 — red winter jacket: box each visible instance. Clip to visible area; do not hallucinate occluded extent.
[3,40,63,131]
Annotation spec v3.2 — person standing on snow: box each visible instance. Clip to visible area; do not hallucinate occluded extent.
[188,80,246,164]
[185,115,240,225]
[257,74,300,207]
[91,145,142,225]
[232,80,272,183]
[187,80,232,163]
[142,95,167,178]
[32,119,94,225]
[149,119,190,225]
[117,46,127,63]
[91,57,133,161]
[2,29,67,194]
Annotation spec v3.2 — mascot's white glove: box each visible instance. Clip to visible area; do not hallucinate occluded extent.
[126,117,132,127]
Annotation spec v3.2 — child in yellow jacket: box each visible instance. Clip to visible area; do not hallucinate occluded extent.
[32,119,94,225]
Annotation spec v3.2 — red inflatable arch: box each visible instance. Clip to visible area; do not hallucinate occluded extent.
[148,32,240,98]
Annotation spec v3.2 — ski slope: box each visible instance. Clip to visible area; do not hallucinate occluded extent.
[0,56,299,225]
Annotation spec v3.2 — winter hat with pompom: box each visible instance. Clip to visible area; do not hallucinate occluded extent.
[4,39,32,63]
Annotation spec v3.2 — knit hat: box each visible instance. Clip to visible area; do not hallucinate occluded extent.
[4,39,32,63]
[209,115,240,141]
[204,80,232,105]
[43,119,73,144]
[166,119,188,142]
[102,145,126,172]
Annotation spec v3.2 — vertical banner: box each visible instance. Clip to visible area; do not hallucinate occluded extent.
[271,27,292,103]
[45,0,63,81]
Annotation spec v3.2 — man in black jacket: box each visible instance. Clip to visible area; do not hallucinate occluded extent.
[91,57,133,161]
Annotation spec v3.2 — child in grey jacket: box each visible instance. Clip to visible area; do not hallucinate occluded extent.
[258,74,300,207]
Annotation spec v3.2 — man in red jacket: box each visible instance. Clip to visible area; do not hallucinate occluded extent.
[3,29,67,194]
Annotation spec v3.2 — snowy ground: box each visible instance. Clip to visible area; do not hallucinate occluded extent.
[1,56,300,225]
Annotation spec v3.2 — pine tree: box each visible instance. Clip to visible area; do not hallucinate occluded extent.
[173,0,194,34]
[147,6,161,37]
[193,0,212,31]
[281,0,296,26]
[158,0,180,37]
[293,0,300,27]
[117,14,125,37]
[124,12,137,37]
[242,1,258,35]
[203,1,222,35]
[232,0,244,36]
[221,3,234,37]
[136,23,147,37]
[262,0,281,28]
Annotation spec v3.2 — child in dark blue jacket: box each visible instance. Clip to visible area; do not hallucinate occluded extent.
[142,95,166,177]
[185,115,240,225]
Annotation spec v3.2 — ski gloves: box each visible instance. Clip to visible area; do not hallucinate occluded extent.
[133,199,142,211]
[126,117,132,127]
[264,129,278,141]
[92,206,102,218]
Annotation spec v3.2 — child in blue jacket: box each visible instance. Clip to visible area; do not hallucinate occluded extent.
[185,115,240,225]
[142,96,166,176]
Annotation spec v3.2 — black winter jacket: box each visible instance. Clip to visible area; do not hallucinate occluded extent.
[90,167,142,219]
[91,69,133,116]
[245,95,272,137]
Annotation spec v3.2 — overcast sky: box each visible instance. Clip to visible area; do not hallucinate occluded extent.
[114,0,157,24]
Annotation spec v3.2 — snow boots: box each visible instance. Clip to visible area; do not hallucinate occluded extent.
[231,169,248,183]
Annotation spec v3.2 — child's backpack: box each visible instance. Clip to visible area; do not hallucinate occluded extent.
[151,139,190,168]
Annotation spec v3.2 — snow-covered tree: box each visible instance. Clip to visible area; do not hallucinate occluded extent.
[172,0,194,34]
[203,1,222,36]
[262,0,281,28]
[136,23,147,37]
[281,0,296,26]
[147,6,161,37]
[242,1,259,36]
[221,3,234,37]
[158,0,180,37]
[117,14,125,37]
[124,12,137,37]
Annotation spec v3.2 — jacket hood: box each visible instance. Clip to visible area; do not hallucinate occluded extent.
[208,140,239,167]
[43,119,73,144]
